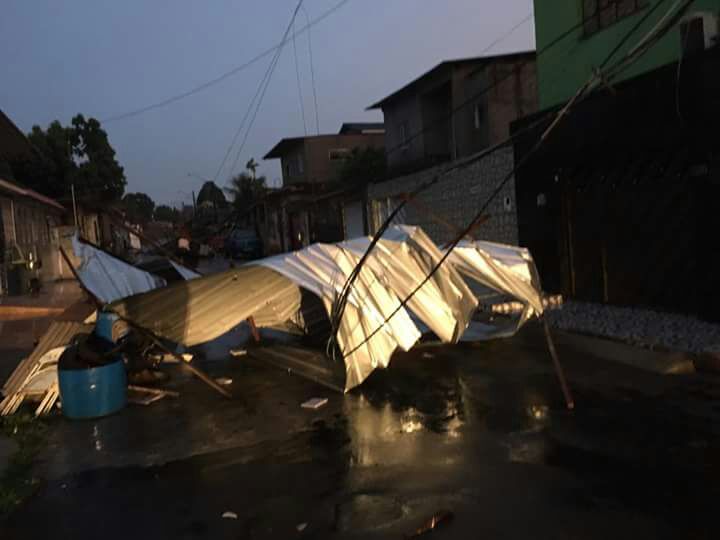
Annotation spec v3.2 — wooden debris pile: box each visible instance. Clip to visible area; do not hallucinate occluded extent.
[0,322,91,416]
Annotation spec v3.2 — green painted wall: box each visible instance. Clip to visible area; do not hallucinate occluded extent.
[534,0,720,109]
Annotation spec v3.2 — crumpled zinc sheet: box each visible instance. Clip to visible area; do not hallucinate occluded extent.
[257,226,478,389]
[71,236,198,304]
[108,226,544,391]
[72,236,166,304]
[447,239,545,339]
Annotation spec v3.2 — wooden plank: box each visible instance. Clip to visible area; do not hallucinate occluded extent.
[34,387,53,417]
[2,322,90,397]
[127,385,180,398]
[61,246,231,400]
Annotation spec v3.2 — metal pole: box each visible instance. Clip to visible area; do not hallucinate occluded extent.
[542,318,575,410]
[9,200,17,243]
[71,184,79,230]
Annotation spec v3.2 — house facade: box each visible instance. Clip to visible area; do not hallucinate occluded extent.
[264,127,385,187]
[261,124,385,252]
[0,110,66,293]
[366,52,537,245]
[513,2,720,319]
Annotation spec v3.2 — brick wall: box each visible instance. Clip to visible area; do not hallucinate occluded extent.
[367,146,518,246]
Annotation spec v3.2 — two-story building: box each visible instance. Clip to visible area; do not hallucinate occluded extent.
[261,123,385,252]
[366,51,537,246]
[513,1,720,320]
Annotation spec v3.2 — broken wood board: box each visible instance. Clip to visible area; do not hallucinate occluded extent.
[127,385,179,406]
[1,322,92,416]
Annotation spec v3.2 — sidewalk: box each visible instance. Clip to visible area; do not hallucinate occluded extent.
[0,280,83,313]
[0,280,86,388]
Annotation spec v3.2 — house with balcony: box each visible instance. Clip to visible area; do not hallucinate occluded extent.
[261,123,385,252]
[365,51,538,245]
[512,0,720,319]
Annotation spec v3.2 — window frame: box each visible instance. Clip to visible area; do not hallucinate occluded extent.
[328,148,352,162]
[399,121,410,150]
[582,0,648,37]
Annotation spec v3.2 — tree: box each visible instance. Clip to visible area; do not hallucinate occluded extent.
[338,146,387,185]
[226,172,266,213]
[70,115,126,201]
[196,181,227,210]
[123,192,155,224]
[154,204,180,223]
[10,114,126,203]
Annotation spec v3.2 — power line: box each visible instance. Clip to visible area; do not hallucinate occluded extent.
[225,0,306,180]
[212,45,280,182]
[379,11,584,161]
[331,0,691,359]
[479,13,534,56]
[292,20,308,136]
[100,0,352,124]
[301,4,321,135]
[327,9,586,344]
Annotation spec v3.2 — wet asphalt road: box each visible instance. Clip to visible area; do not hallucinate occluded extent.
[2,325,720,539]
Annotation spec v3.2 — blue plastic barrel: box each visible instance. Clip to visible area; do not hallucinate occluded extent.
[58,311,127,419]
[58,360,127,419]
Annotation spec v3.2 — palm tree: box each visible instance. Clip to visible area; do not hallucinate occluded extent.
[225,171,266,212]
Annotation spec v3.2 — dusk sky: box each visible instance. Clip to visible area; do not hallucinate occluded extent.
[1,0,534,207]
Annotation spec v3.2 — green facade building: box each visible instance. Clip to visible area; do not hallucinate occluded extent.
[534,0,719,109]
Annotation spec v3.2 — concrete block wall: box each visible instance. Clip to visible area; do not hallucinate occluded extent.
[367,146,518,245]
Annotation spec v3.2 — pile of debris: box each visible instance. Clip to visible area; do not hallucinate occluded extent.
[109,226,547,391]
[1,225,557,418]
[1,322,90,416]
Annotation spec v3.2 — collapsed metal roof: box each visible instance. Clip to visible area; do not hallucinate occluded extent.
[103,226,544,391]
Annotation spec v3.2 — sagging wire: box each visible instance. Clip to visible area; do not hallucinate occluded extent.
[213,0,303,182]
[328,0,695,362]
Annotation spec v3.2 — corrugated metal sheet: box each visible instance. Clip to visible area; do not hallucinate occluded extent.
[111,265,298,345]
[2,322,91,396]
[107,226,545,392]
[72,236,166,303]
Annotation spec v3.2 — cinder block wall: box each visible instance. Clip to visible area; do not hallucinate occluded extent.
[367,146,518,245]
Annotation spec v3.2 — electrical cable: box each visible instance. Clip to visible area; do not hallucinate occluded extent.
[216,0,305,182]
[301,4,321,135]
[329,0,693,361]
[100,0,352,124]
[379,11,581,161]
[292,20,308,135]
[326,6,610,351]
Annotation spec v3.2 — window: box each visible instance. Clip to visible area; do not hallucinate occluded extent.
[583,0,647,36]
[328,148,351,161]
[473,103,484,130]
[399,121,409,149]
[285,153,305,177]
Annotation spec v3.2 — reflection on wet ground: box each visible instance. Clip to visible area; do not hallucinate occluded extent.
[3,327,720,538]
